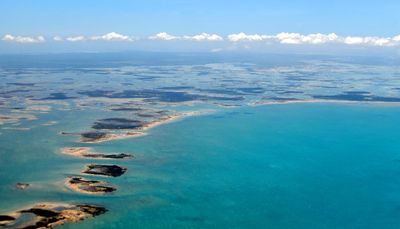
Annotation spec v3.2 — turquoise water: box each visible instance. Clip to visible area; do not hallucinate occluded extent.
[2,102,400,228]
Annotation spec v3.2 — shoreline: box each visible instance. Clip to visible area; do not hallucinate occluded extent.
[248,99,400,107]
[77,110,213,144]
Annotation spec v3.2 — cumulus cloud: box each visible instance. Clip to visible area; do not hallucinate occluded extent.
[149,32,179,41]
[66,36,86,42]
[227,32,400,47]
[3,32,400,47]
[228,32,339,44]
[53,32,133,42]
[276,32,339,44]
[393,35,400,42]
[343,36,364,45]
[344,36,394,46]
[228,33,274,42]
[183,33,223,41]
[2,34,45,43]
[90,32,133,41]
[149,32,223,41]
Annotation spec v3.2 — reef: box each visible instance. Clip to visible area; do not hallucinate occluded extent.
[15,183,30,190]
[83,164,127,177]
[92,118,144,130]
[79,131,110,143]
[0,203,106,228]
[66,177,116,194]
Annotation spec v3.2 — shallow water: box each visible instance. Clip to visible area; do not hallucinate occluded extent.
[2,102,400,228]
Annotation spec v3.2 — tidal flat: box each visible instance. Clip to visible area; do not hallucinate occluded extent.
[1,53,400,228]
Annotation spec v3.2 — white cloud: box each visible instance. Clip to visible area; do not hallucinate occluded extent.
[343,36,396,46]
[393,35,400,42]
[4,32,400,47]
[149,32,179,41]
[227,32,400,47]
[307,33,338,44]
[228,33,273,42]
[90,32,133,41]
[150,32,223,41]
[54,32,134,42]
[276,33,339,44]
[276,33,303,44]
[66,36,86,42]
[183,33,223,41]
[227,32,339,44]
[344,36,364,45]
[2,34,45,43]
[363,37,392,46]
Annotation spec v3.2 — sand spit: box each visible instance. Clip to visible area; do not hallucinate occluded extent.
[60,110,211,144]
[137,110,210,132]
[61,147,132,159]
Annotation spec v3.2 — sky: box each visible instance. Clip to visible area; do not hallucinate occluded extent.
[1,0,400,54]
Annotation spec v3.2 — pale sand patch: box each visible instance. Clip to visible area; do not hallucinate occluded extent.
[42,121,58,126]
[2,127,31,131]
[138,110,211,131]
[61,147,92,157]
[80,131,146,144]
[60,147,132,159]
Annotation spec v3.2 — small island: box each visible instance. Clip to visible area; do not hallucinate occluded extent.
[83,164,127,177]
[0,203,106,228]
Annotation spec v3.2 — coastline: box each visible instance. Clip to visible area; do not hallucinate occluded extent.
[248,99,400,107]
[77,110,213,144]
